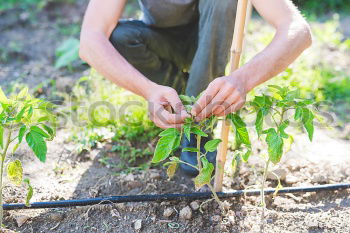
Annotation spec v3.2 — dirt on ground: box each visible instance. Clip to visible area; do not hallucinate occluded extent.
[1,2,350,233]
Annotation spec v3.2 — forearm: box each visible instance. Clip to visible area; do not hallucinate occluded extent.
[79,31,156,99]
[235,20,312,92]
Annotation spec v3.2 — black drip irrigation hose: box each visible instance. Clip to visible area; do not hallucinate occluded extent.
[3,183,350,210]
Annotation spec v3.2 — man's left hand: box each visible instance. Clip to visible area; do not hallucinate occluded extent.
[191,74,247,121]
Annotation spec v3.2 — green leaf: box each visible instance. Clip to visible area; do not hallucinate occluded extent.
[24,178,33,207]
[27,106,33,119]
[204,139,221,152]
[16,106,27,121]
[179,95,194,105]
[278,120,289,139]
[294,107,302,121]
[241,149,251,162]
[0,125,3,149]
[285,89,300,101]
[302,108,314,141]
[12,143,19,153]
[55,38,80,69]
[159,128,179,137]
[182,147,200,152]
[264,128,284,164]
[26,131,47,162]
[183,123,191,141]
[7,160,23,186]
[255,110,263,137]
[165,162,178,179]
[152,134,179,163]
[194,157,214,190]
[18,125,26,143]
[17,87,28,99]
[30,126,50,138]
[229,114,250,146]
[42,124,55,137]
[191,127,208,137]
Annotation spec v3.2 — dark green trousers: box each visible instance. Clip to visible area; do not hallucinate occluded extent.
[110,0,237,97]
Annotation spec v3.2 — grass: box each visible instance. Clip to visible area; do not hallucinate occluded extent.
[60,69,160,164]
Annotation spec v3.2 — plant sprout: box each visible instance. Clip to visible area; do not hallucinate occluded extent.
[0,87,56,228]
[151,85,316,220]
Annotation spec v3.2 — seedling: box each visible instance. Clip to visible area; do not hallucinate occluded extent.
[0,87,56,228]
[247,85,315,231]
[151,95,223,207]
[151,85,316,219]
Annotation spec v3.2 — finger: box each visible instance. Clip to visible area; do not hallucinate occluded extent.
[153,118,184,129]
[217,99,245,117]
[152,103,187,125]
[166,90,187,115]
[195,89,230,121]
[191,81,220,116]
[212,92,239,115]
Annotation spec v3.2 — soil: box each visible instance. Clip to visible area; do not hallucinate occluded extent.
[1,2,350,233]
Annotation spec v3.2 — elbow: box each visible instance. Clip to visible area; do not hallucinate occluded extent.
[299,20,313,49]
[79,38,89,63]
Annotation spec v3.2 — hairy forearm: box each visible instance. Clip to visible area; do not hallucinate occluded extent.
[79,31,156,99]
[236,20,312,92]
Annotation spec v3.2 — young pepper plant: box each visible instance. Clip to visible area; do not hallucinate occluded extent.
[151,95,223,205]
[248,85,315,230]
[0,87,56,228]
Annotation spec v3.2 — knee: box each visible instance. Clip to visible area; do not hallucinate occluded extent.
[109,22,143,51]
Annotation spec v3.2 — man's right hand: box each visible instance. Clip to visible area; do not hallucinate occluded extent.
[146,85,189,129]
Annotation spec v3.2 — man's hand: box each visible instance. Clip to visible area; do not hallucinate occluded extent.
[191,74,247,121]
[147,85,190,129]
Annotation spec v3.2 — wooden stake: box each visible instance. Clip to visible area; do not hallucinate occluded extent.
[214,0,250,192]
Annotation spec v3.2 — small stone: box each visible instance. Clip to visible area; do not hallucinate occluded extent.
[179,206,192,220]
[149,172,161,180]
[190,201,200,211]
[211,215,221,222]
[163,208,174,218]
[228,215,235,225]
[127,180,142,189]
[110,209,121,218]
[160,201,170,206]
[285,174,299,184]
[56,77,76,92]
[16,215,30,227]
[311,174,328,183]
[307,220,318,228]
[124,173,135,182]
[49,212,65,221]
[115,203,126,211]
[134,219,142,231]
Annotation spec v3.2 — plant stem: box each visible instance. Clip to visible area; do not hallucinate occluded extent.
[178,160,198,170]
[207,183,224,212]
[0,128,12,229]
[196,135,202,171]
[260,158,270,233]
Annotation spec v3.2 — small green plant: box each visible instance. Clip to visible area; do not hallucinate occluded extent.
[151,95,223,207]
[152,86,316,217]
[63,70,160,167]
[0,87,56,228]
[54,37,81,70]
[247,85,315,231]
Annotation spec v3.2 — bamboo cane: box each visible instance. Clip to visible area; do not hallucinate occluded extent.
[214,0,250,192]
